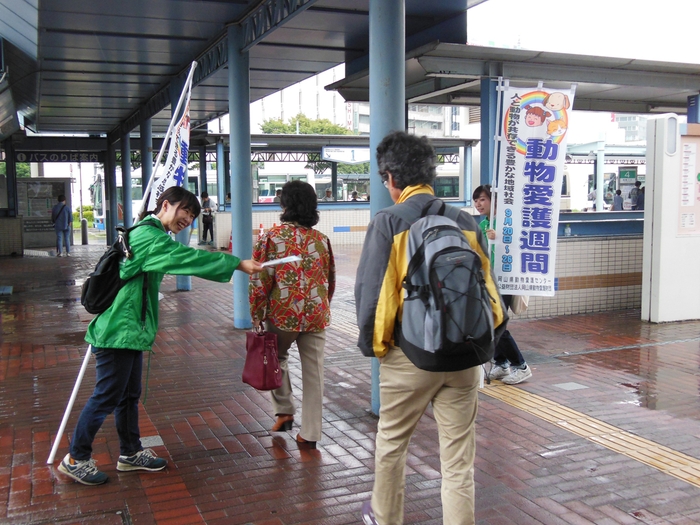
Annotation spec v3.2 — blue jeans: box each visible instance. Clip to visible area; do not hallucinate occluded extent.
[56,229,70,254]
[70,347,143,460]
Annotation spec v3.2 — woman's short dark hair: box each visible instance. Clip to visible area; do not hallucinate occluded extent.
[153,186,201,217]
[201,191,208,199]
[376,131,436,189]
[280,180,319,228]
[472,184,492,201]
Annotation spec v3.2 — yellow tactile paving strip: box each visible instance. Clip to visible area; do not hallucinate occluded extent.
[482,384,700,488]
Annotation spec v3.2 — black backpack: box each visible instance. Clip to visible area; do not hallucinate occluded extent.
[387,200,495,372]
[80,222,156,317]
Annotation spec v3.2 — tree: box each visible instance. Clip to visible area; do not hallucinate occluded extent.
[260,113,352,136]
[259,114,367,176]
[0,162,31,177]
[338,162,369,175]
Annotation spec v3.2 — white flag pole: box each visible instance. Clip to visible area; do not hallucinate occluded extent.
[138,61,198,219]
[47,345,93,464]
[489,77,506,237]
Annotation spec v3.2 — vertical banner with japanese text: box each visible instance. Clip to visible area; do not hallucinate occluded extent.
[493,84,576,296]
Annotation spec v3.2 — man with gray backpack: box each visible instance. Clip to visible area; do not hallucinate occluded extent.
[355,131,507,525]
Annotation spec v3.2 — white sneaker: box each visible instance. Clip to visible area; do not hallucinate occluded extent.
[488,364,511,380]
[501,364,533,385]
[56,253,62,257]
[65,253,71,257]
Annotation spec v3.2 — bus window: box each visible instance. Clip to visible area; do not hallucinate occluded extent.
[433,176,459,198]
[258,174,306,202]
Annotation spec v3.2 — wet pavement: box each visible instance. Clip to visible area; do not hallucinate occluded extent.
[2,242,700,524]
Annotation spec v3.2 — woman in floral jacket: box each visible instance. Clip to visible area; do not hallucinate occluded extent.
[249,181,335,448]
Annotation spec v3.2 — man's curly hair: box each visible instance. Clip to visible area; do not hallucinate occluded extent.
[376,131,437,189]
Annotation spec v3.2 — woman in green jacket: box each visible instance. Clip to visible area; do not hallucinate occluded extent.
[58,186,262,486]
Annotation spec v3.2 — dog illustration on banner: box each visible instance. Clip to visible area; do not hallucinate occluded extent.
[504,90,571,154]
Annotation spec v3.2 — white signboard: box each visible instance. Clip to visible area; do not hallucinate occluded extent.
[493,84,576,296]
[321,146,370,164]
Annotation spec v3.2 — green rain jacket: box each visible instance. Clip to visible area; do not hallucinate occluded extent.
[85,215,240,351]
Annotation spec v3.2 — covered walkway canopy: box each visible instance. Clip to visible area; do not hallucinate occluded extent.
[327,41,700,114]
[0,0,479,142]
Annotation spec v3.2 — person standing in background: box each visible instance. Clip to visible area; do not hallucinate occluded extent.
[636,186,645,211]
[199,191,215,245]
[473,184,533,385]
[629,181,642,210]
[611,189,623,211]
[51,194,72,257]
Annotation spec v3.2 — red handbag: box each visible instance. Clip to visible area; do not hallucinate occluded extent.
[242,328,282,391]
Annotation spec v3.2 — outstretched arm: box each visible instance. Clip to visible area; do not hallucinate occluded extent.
[237,259,263,275]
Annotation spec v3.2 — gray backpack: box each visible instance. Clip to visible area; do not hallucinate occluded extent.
[388,200,495,372]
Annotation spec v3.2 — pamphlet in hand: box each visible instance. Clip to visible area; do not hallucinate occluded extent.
[261,255,302,268]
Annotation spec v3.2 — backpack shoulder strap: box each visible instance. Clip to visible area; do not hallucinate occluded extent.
[420,199,446,218]
[123,221,159,324]
[385,197,446,225]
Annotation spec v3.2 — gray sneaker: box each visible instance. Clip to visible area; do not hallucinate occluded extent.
[501,364,533,385]
[488,364,511,380]
[58,454,108,485]
[117,448,167,472]
[362,501,378,525]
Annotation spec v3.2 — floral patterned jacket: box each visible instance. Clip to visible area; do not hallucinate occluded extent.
[249,223,335,332]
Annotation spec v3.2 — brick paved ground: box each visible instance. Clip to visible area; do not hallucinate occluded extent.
[2,242,700,524]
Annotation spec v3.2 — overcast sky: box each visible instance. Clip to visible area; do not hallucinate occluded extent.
[467,0,699,64]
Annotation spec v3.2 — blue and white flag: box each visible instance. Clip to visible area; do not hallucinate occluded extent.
[147,99,191,210]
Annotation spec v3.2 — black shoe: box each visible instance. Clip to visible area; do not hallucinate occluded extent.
[271,414,294,431]
[295,433,316,449]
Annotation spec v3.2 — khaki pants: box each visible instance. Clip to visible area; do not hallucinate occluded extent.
[265,322,326,442]
[372,346,479,525]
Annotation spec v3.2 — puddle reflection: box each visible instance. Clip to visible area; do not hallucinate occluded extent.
[562,344,700,417]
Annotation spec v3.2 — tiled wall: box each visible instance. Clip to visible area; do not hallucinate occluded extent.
[513,235,643,319]
[213,209,373,249]
[253,208,371,246]
[0,217,24,256]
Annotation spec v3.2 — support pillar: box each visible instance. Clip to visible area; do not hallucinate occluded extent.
[228,24,254,329]
[199,145,207,196]
[480,77,498,186]
[106,140,118,245]
[596,139,605,212]
[216,140,226,210]
[140,119,153,198]
[121,133,132,228]
[331,162,338,200]
[463,145,472,203]
[2,139,18,217]
[369,0,404,216]
[368,0,405,415]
